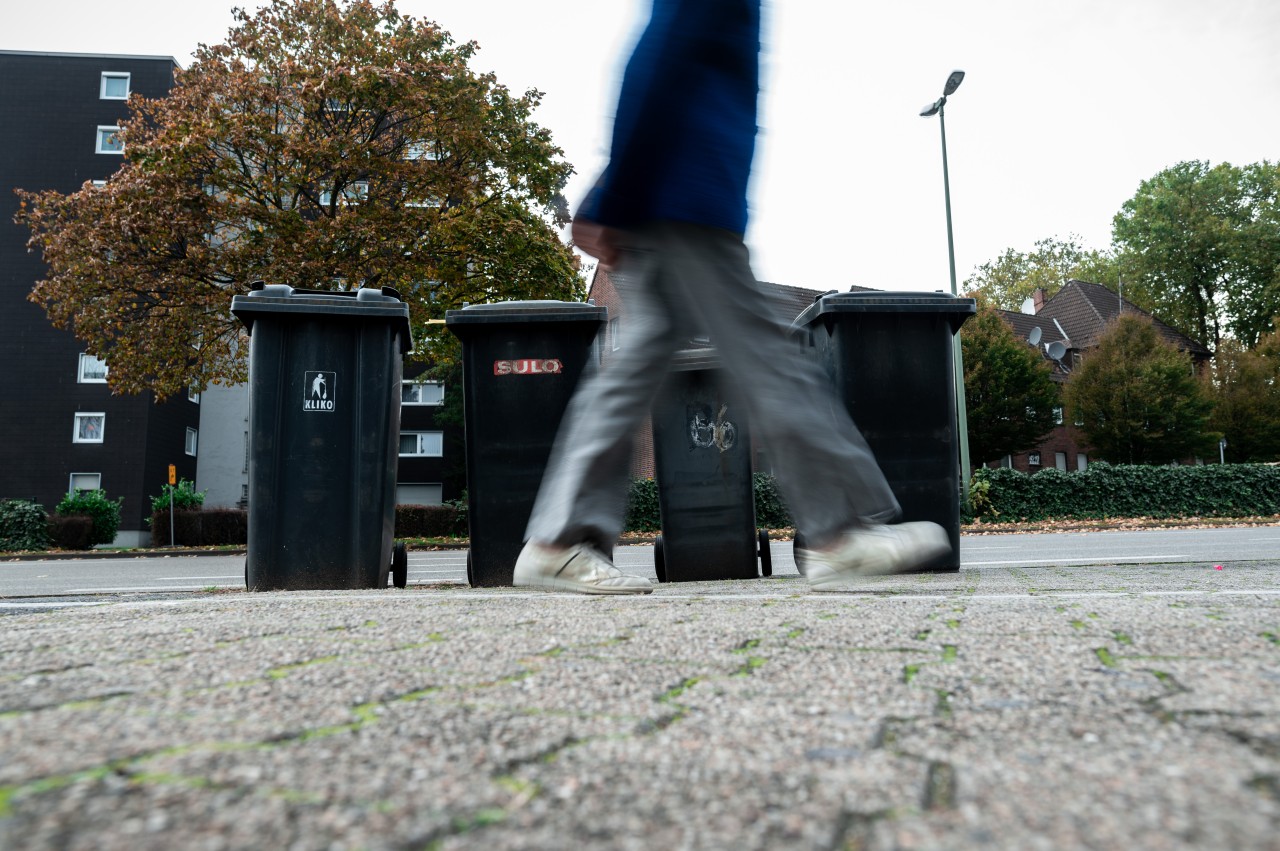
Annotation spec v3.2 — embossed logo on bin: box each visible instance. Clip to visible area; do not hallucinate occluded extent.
[303,371,336,411]
[493,359,563,376]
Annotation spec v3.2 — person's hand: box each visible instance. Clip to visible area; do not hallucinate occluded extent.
[571,215,621,269]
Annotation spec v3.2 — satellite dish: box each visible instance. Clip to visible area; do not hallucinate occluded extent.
[1045,341,1067,361]
[1028,327,1042,346]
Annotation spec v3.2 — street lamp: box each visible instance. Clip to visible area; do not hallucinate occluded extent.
[920,69,972,495]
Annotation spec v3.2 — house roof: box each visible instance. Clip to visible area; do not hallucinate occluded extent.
[998,279,1211,367]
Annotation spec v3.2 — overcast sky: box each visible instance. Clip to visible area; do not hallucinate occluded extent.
[6,0,1278,292]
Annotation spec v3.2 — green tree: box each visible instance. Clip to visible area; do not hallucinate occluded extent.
[963,235,1116,310]
[1111,160,1280,353]
[961,304,1060,465]
[16,0,583,398]
[1206,325,1280,462]
[1063,315,1217,464]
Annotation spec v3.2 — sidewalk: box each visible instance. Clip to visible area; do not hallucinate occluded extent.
[2,561,1278,849]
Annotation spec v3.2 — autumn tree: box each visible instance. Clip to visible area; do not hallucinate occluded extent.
[961,304,1060,465]
[1206,325,1280,462]
[17,0,582,398]
[1063,314,1217,464]
[963,235,1116,311]
[1111,160,1280,353]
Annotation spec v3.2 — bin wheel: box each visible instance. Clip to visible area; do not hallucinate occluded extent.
[758,529,772,577]
[793,531,807,577]
[392,541,408,589]
[466,550,475,587]
[654,534,667,583]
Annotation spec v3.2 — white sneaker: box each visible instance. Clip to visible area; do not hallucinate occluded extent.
[800,522,950,591]
[514,542,654,595]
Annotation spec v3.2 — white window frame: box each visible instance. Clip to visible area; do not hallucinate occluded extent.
[73,413,106,444]
[399,431,443,457]
[100,72,130,100]
[1055,452,1068,471]
[1028,451,1042,467]
[68,473,102,494]
[402,380,444,406]
[188,386,201,404]
[609,317,621,352]
[185,428,199,457]
[405,141,440,161]
[1052,407,1064,426]
[319,181,368,207]
[78,353,108,383]
[90,180,108,189]
[96,126,124,155]
[1077,453,1088,471]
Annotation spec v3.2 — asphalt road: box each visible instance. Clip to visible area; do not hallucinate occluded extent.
[2,525,1276,601]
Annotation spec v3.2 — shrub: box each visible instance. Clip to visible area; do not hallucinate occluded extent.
[48,514,94,550]
[395,503,465,538]
[975,462,1280,522]
[56,489,123,547]
[150,508,248,546]
[0,499,52,552]
[752,473,793,528]
[149,479,206,515]
[624,478,660,532]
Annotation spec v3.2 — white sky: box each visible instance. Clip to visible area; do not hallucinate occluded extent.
[6,0,1279,292]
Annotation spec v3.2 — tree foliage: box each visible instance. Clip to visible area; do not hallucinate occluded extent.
[961,304,1060,465]
[1206,323,1280,463]
[963,235,1115,310]
[1063,315,1216,464]
[1111,160,1280,353]
[16,0,583,398]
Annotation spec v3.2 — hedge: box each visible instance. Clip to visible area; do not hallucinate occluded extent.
[395,503,467,538]
[151,509,249,547]
[969,462,1280,523]
[56,490,122,547]
[48,515,94,550]
[0,499,52,552]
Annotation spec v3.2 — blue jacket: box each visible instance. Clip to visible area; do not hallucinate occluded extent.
[578,0,760,235]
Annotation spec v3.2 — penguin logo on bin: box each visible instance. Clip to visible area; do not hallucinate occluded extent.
[303,371,336,412]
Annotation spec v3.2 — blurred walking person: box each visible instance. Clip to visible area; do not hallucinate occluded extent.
[515,0,949,594]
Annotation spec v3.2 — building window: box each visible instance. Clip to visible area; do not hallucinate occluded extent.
[188,386,201,404]
[1055,451,1067,471]
[399,431,443,457]
[185,428,199,457]
[1000,455,1013,469]
[74,413,105,443]
[78,353,108,383]
[1052,407,1064,426]
[1028,451,1041,467]
[405,141,440,161]
[402,380,444,405]
[100,72,130,100]
[91,180,108,189]
[96,126,124,154]
[319,181,367,206]
[609,317,621,351]
[1077,453,1088,471]
[69,473,101,493]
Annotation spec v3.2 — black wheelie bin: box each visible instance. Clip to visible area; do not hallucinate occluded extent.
[445,300,607,587]
[793,291,975,572]
[650,348,771,582]
[231,283,413,591]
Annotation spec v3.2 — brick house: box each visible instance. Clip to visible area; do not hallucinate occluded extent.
[990,279,1213,473]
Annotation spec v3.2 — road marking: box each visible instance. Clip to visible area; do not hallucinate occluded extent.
[62,585,242,593]
[963,555,1190,566]
[155,575,242,581]
[0,601,109,609]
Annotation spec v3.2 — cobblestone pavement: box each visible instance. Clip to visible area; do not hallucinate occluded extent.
[2,562,1279,849]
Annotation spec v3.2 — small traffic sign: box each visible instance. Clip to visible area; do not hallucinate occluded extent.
[168,464,177,485]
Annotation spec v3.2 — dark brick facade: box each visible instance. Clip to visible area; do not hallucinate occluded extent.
[0,51,198,538]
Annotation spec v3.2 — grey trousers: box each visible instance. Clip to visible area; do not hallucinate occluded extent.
[525,221,900,553]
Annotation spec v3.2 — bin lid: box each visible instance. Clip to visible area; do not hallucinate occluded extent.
[444,300,607,328]
[231,284,413,353]
[793,291,976,333]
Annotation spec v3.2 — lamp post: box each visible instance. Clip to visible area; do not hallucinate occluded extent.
[920,69,972,496]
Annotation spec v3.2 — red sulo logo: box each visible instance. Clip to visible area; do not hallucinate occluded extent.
[493,359,564,376]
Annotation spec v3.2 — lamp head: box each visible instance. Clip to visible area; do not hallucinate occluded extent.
[943,70,966,96]
[919,98,942,117]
